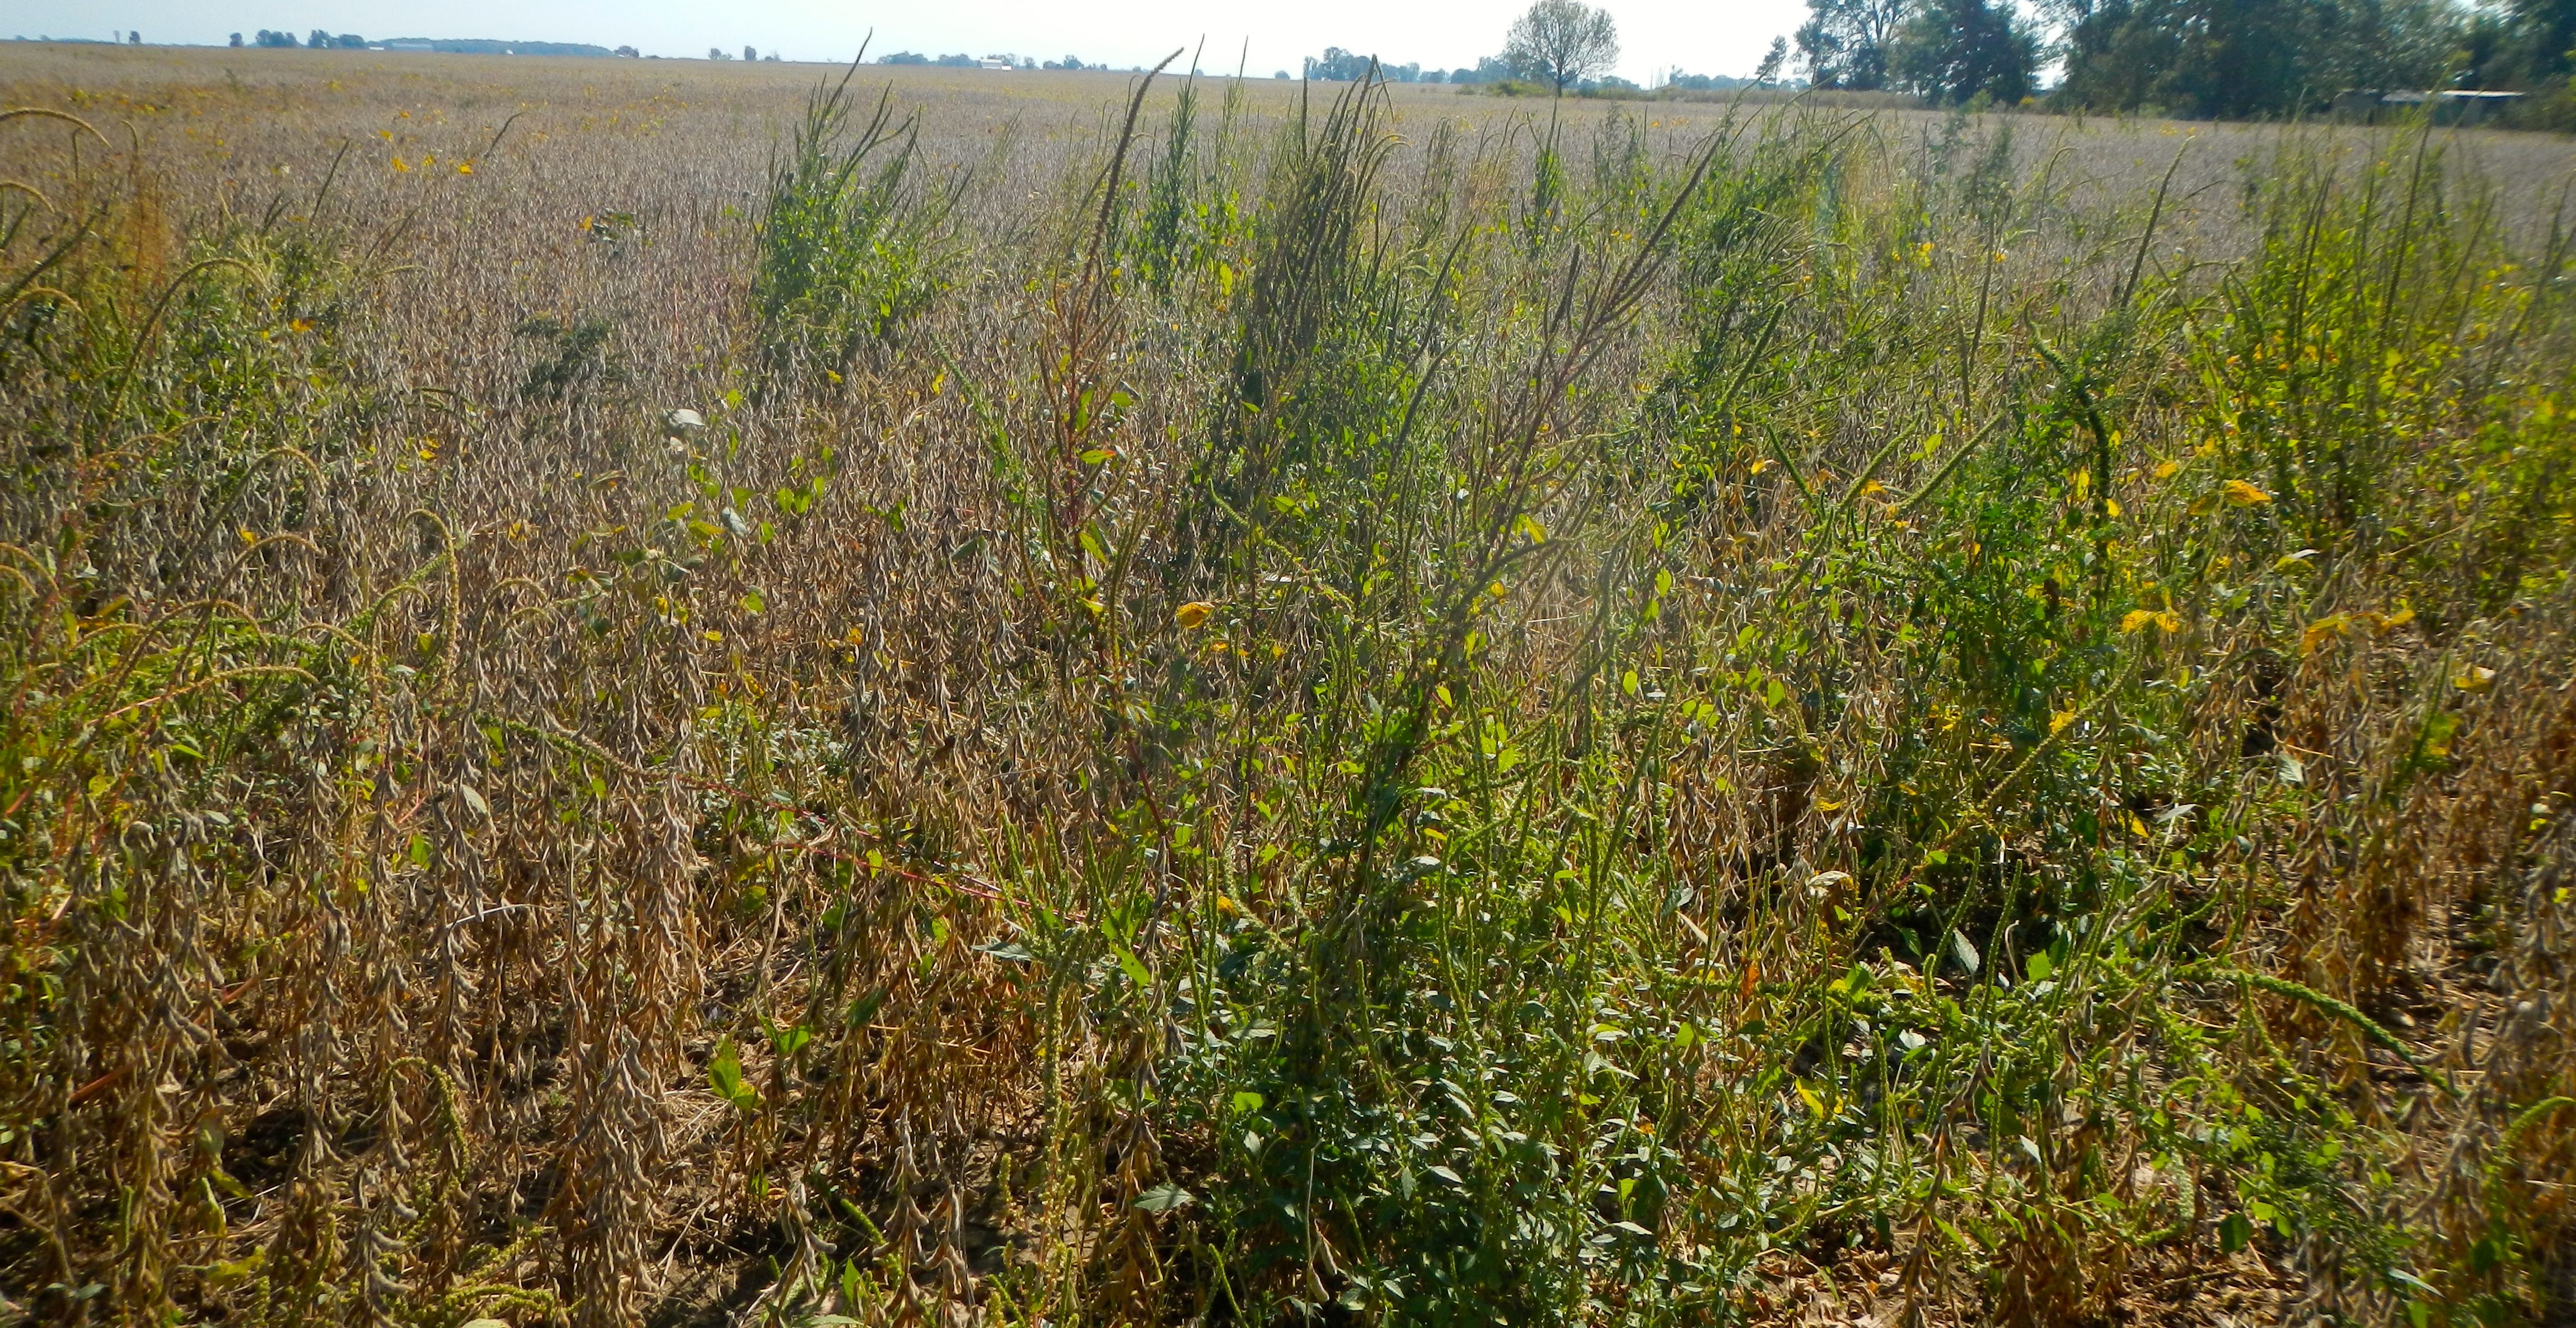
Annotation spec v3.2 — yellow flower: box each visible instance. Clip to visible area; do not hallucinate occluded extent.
[391,156,410,172]
[456,161,473,175]
[1174,601,1214,629]
[2222,479,2273,507]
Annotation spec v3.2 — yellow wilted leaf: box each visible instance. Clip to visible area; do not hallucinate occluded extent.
[2105,497,2122,518]
[1174,601,1214,629]
[2155,459,2182,480]
[2452,665,2495,693]
[2050,710,2077,735]
[2222,479,2273,506]
[456,161,474,175]
[1749,457,1772,475]
[2300,615,2352,655]
[391,156,410,172]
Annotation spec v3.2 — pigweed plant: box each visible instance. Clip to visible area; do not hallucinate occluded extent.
[3,59,2576,1328]
[752,61,961,382]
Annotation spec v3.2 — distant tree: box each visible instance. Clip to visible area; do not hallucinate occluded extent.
[880,51,929,64]
[743,45,756,61]
[1448,55,1518,83]
[1273,69,1290,78]
[1889,0,2037,102]
[128,30,140,44]
[309,29,329,48]
[229,32,243,46]
[1304,46,1377,80]
[1795,0,1908,89]
[709,46,725,60]
[615,45,639,57]
[255,29,296,47]
[1754,36,1788,83]
[1502,0,1620,93]
[933,52,976,67]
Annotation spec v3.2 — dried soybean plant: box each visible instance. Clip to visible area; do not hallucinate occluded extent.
[4,49,2576,1328]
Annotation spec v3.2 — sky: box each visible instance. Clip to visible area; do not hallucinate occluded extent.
[19,0,1811,86]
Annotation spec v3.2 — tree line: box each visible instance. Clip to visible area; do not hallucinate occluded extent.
[1799,0,2576,119]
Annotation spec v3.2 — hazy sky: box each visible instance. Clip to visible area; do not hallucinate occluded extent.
[23,0,1811,85]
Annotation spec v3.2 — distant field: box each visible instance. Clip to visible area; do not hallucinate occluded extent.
[6,41,2576,1328]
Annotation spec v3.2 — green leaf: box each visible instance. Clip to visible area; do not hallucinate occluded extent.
[1231,1091,1266,1115]
[709,1037,760,1112]
[1134,1183,1194,1212]
[1112,944,1152,990]
[2218,1212,2254,1253]
[407,833,433,869]
[762,1014,811,1060]
[845,989,886,1028]
[2025,950,2053,982]
[1950,929,1981,976]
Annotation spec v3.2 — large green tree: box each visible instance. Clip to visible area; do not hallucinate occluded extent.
[1796,0,1912,90]
[2470,0,2576,85]
[1889,0,2040,102]
[1502,0,1622,93]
